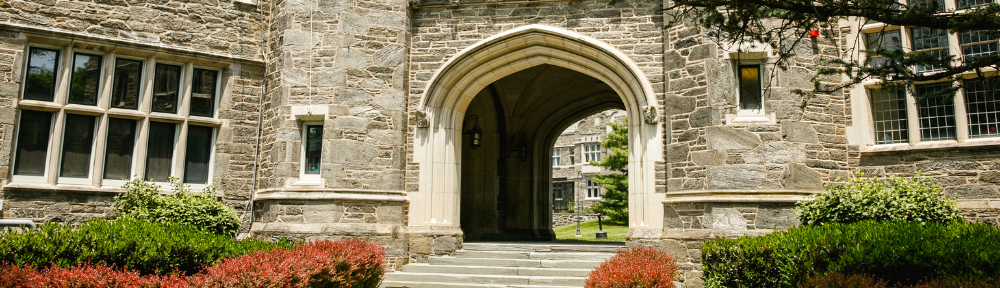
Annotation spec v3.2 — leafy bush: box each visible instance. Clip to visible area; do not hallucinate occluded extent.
[702,221,1000,288]
[0,218,291,275]
[0,239,385,288]
[114,178,241,236]
[190,239,386,288]
[586,246,677,288]
[0,263,188,288]
[796,173,962,226]
[800,273,1000,288]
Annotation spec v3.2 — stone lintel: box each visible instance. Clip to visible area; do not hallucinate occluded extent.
[291,105,329,121]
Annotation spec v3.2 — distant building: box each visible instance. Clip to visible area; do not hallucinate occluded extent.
[551,110,625,213]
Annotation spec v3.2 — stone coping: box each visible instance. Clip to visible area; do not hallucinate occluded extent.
[862,138,1000,154]
[660,228,777,240]
[250,222,404,235]
[957,199,1000,209]
[0,22,264,65]
[663,190,816,204]
[254,189,408,202]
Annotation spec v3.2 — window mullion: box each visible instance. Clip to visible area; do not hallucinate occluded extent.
[90,114,109,186]
[133,118,150,181]
[97,52,115,111]
[173,122,189,182]
[54,46,73,106]
[955,85,970,142]
[139,56,156,114]
[46,110,66,185]
[948,31,963,68]
[179,62,193,118]
[906,89,922,145]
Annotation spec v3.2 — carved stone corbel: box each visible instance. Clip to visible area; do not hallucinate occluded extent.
[642,106,658,124]
[415,111,430,128]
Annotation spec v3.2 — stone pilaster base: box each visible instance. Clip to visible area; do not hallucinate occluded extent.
[407,226,464,263]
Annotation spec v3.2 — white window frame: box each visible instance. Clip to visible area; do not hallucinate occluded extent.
[586,179,602,199]
[182,124,218,191]
[299,121,324,183]
[11,43,223,188]
[551,149,560,167]
[736,61,766,117]
[10,111,55,184]
[851,4,1000,151]
[56,113,101,185]
[584,143,602,163]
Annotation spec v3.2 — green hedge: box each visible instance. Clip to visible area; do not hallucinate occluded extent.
[703,221,1000,288]
[0,218,293,275]
[797,173,961,226]
[114,178,241,236]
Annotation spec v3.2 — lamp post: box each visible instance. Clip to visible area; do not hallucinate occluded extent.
[576,171,583,237]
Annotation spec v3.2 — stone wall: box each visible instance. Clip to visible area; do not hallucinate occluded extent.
[551,212,600,228]
[254,0,410,191]
[662,19,849,194]
[251,198,410,269]
[858,146,1000,222]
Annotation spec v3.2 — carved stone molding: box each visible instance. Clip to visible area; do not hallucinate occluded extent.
[415,111,430,128]
[642,105,658,124]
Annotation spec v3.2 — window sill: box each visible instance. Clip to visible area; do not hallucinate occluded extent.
[862,138,1000,154]
[726,113,776,126]
[3,182,124,193]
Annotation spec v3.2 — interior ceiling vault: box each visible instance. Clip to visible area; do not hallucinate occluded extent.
[485,64,625,135]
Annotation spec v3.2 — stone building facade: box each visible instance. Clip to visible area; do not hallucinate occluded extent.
[1,0,999,285]
[550,109,624,213]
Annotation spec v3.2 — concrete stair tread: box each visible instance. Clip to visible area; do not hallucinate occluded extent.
[429,256,604,269]
[400,263,592,277]
[383,272,585,286]
[463,242,625,253]
[380,280,580,288]
[455,250,616,260]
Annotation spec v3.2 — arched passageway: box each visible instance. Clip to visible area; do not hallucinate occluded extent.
[411,24,664,242]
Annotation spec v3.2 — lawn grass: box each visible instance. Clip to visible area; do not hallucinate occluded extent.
[553,219,628,242]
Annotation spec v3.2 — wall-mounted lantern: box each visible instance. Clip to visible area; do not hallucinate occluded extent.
[463,115,482,149]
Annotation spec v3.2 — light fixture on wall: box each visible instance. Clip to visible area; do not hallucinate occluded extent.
[463,115,482,149]
[509,131,528,160]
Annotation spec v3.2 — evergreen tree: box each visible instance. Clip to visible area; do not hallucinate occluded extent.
[590,116,629,224]
[667,0,1000,99]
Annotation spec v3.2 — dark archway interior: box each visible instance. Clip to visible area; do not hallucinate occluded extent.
[460,64,626,241]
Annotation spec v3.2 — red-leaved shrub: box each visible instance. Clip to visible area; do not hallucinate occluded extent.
[585,246,678,288]
[800,273,1000,288]
[0,263,189,288]
[189,239,385,288]
[0,239,385,288]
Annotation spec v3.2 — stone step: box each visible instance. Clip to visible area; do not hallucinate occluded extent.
[455,250,615,261]
[463,242,625,253]
[383,272,585,286]
[379,280,579,288]
[400,263,592,277]
[429,257,604,269]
